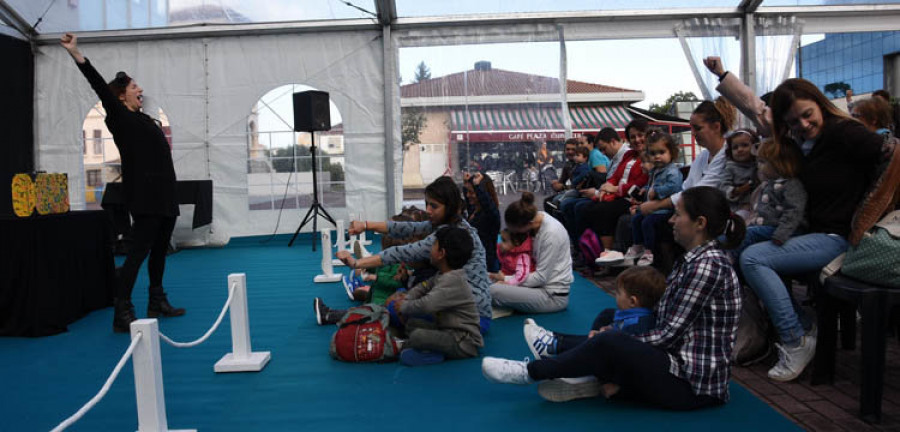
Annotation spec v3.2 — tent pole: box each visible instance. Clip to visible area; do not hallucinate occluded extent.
[382,24,397,217]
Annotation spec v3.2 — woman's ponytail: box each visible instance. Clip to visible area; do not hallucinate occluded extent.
[719,212,747,250]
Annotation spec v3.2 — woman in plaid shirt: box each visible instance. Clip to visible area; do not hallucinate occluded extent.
[482,187,745,410]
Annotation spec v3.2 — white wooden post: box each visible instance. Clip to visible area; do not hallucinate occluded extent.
[314,230,342,283]
[332,220,347,267]
[130,319,195,432]
[214,273,271,373]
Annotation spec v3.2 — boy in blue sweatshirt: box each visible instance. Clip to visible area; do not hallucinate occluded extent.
[523,266,666,358]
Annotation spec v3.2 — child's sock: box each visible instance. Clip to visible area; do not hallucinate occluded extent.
[399,348,445,366]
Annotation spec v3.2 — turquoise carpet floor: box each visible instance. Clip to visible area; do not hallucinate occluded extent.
[0,235,799,431]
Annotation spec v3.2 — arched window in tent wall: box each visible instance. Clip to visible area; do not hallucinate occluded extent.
[247,84,346,211]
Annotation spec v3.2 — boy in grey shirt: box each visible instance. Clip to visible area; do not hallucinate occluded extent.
[392,226,485,366]
[314,226,484,366]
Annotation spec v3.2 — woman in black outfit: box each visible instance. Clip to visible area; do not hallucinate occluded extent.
[463,172,501,272]
[61,33,185,333]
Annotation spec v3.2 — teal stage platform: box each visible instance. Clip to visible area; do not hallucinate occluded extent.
[0,235,799,431]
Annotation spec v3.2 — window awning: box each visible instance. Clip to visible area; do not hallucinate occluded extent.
[450,104,632,133]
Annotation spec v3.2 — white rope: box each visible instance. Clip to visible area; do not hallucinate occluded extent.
[158,281,237,348]
[50,332,143,432]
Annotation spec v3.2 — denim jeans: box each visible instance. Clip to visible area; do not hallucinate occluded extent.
[561,197,592,243]
[739,233,848,345]
[631,212,671,249]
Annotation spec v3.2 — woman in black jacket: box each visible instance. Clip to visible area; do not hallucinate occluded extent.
[61,33,185,333]
[739,78,883,382]
[464,172,501,272]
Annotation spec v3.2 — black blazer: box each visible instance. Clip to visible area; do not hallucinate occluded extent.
[798,118,881,237]
[77,59,178,218]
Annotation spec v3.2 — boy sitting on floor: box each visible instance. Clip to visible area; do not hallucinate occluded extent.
[389,226,484,366]
[343,214,415,303]
[315,226,484,367]
[523,266,667,359]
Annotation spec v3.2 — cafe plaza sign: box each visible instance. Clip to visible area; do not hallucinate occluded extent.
[451,130,590,143]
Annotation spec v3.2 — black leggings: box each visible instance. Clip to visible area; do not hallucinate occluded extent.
[118,215,176,299]
[527,331,722,410]
[554,308,616,352]
[584,198,631,236]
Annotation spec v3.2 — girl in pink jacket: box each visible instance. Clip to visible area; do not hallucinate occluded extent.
[492,229,535,286]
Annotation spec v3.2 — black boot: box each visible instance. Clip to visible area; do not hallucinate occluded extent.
[113,298,137,333]
[147,292,186,318]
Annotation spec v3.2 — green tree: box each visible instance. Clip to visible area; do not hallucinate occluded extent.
[402,61,431,151]
[649,91,700,114]
[402,107,427,151]
[414,61,431,82]
[270,144,344,183]
[824,82,851,98]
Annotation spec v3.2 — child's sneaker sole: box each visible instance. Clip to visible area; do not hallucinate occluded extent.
[538,377,602,402]
[313,298,324,326]
[342,275,355,300]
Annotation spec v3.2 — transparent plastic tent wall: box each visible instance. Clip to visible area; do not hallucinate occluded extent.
[14,0,900,245]
[34,30,396,246]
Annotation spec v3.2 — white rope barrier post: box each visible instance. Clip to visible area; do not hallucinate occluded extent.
[50,333,143,432]
[331,220,347,267]
[351,213,372,257]
[214,273,271,373]
[348,213,360,245]
[314,229,342,283]
[357,213,372,247]
[131,319,195,432]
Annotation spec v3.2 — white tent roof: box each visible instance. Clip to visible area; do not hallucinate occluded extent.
[3,1,900,40]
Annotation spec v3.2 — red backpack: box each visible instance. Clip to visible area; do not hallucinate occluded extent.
[579,229,604,269]
[330,304,400,363]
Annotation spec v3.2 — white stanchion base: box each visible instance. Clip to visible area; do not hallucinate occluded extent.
[214,351,271,373]
[331,259,346,266]
[137,429,196,432]
[314,274,342,283]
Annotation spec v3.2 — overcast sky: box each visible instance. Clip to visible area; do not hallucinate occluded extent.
[399,35,823,109]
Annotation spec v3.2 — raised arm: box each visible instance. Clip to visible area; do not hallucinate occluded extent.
[60,33,85,64]
[704,56,772,137]
[60,33,122,117]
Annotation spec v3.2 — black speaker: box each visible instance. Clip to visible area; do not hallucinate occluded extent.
[292,90,331,132]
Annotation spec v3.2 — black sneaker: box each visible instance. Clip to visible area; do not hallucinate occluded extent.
[313,297,329,326]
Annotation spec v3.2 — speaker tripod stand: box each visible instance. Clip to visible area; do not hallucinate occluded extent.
[288,133,335,251]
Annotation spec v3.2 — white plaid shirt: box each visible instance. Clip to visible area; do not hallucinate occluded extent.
[635,241,741,402]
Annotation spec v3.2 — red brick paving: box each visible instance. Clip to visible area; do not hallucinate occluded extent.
[586,273,900,431]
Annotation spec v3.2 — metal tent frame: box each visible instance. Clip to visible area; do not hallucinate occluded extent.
[2,0,899,218]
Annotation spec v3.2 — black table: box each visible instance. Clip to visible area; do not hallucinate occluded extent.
[0,211,116,337]
[101,180,213,239]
